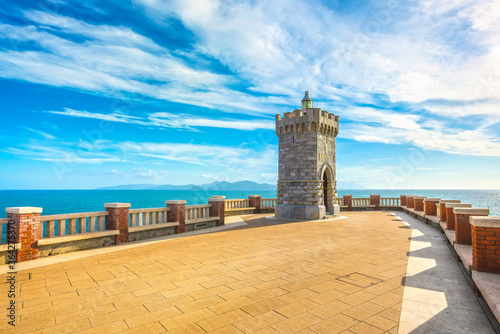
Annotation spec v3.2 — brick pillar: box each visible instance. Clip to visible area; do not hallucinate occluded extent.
[343,195,352,211]
[166,200,186,233]
[414,197,426,212]
[471,217,500,274]
[248,195,261,214]
[400,195,407,207]
[438,200,461,222]
[445,203,471,230]
[423,198,440,216]
[454,208,489,245]
[104,203,131,245]
[370,194,380,210]
[6,207,43,262]
[208,196,226,226]
[406,196,415,209]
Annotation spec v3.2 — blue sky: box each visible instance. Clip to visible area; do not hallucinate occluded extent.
[0,0,499,190]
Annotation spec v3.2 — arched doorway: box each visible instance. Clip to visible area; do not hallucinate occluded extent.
[323,171,328,211]
[320,163,335,214]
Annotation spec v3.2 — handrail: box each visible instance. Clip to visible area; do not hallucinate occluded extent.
[261,198,276,208]
[380,198,400,206]
[186,204,212,221]
[129,207,170,214]
[40,211,109,238]
[352,198,371,206]
[129,207,169,227]
[225,199,251,210]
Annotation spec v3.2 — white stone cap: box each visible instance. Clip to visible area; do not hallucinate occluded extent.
[445,203,471,208]
[424,198,440,201]
[439,200,461,204]
[413,196,427,200]
[208,197,226,202]
[6,207,43,214]
[104,203,131,208]
[453,208,489,215]
[470,217,500,228]
[165,200,187,205]
[248,195,261,198]
[369,194,380,197]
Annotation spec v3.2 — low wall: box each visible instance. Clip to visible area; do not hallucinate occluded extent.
[38,233,117,257]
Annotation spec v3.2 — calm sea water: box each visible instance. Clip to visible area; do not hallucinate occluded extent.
[0,189,498,217]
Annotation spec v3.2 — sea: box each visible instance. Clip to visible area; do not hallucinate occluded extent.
[0,189,499,217]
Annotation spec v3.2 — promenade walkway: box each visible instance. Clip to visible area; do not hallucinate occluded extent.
[0,211,495,333]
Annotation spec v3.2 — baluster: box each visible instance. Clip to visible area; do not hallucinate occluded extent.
[89,216,96,232]
[97,216,104,231]
[79,217,86,233]
[0,223,3,243]
[39,221,44,239]
[58,219,65,236]
[68,218,76,234]
[47,220,55,238]
[130,213,136,227]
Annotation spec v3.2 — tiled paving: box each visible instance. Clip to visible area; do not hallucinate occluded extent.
[2,212,416,333]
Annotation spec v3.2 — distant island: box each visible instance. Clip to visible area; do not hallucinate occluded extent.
[96,180,367,191]
[96,180,276,191]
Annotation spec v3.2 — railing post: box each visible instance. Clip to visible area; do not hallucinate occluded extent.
[471,217,500,273]
[414,197,427,212]
[248,195,261,213]
[166,200,186,233]
[423,198,440,216]
[208,196,226,226]
[406,196,415,209]
[343,195,352,211]
[400,195,407,207]
[6,207,42,262]
[104,203,131,245]
[444,203,471,230]
[438,200,461,222]
[453,208,489,245]
[370,194,380,210]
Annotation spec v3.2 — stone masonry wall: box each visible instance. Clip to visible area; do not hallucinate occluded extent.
[276,108,339,219]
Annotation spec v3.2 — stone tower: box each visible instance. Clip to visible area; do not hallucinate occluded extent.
[275,92,340,220]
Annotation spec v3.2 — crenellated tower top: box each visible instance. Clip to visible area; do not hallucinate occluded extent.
[275,108,339,138]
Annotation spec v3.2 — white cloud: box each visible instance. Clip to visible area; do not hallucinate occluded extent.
[45,108,274,131]
[21,127,56,140]
[201,173,212,178]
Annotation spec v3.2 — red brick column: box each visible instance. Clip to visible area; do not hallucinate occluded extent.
[439,200,461,222]
[445,203,471,230]
[370,194,380,210]
[6,207,43,262]
[343,195,352,211]
[400,195,408,207]
[406,196,415,209]
[454,208,489,245]
[248,195,261,214]
[208,196,226,226]
[166,200,186,233]
[471,217,500,273]
[104,203,131,245]
[414,197,426,212]
[423,198,440,216]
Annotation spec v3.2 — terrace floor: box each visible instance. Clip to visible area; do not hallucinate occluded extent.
[0,211,496,333]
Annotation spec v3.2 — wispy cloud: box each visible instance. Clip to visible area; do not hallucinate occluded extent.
[4,139,277,169]
[21,127,56,140]
[45,108,274,131]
